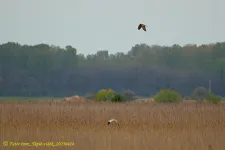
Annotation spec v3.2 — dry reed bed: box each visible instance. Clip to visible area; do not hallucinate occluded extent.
[1,101,225,150]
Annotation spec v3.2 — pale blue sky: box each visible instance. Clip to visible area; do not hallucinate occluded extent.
[0,0,224,55]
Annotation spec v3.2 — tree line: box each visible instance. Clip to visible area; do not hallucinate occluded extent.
[0,42,225,97]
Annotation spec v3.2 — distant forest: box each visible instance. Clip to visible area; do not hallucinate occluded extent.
[0,42,225,97]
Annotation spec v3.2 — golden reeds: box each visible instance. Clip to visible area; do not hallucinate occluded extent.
[0,101,225,150]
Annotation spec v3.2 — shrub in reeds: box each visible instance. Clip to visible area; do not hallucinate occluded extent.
[153,89,182,103]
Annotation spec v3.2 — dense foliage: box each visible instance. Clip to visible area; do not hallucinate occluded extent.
[94,89,125,102]
[206,93,222,104]
[153,89,182,103]
[192,87,210,100]
[0,42,225,97]
[121,89,136,100]
[110,94,126,103]
[94,89,115,102]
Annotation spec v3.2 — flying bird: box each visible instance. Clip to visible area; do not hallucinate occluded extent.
[108,119,119,126]
[137,23,147,31]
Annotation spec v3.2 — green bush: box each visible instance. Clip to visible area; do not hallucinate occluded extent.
[153,89,182,103]
[94,89,115,102]
[192,87,209,100]
[110,94,126,103]
[206,93,221,104]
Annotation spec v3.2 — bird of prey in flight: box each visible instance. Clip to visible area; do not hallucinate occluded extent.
[137,23,147,31]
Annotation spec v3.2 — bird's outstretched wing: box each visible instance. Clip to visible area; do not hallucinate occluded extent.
[138,24,142,30]
[142,25,146,31]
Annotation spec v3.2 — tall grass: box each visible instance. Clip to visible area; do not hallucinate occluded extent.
[1,101,225,150]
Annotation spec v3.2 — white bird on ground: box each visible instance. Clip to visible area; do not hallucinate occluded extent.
[108,119,119,126]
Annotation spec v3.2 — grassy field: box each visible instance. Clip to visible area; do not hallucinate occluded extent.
[1,99,225,150]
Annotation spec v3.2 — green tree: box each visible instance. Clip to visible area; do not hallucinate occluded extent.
[192,87,209,100]
[121,89,136,100]
[0,41,225,97]
[94,89,115,102]
[153,89,182,103]
[110,94,126,103]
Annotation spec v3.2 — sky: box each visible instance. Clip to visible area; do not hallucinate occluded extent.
[0,0,224,55]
